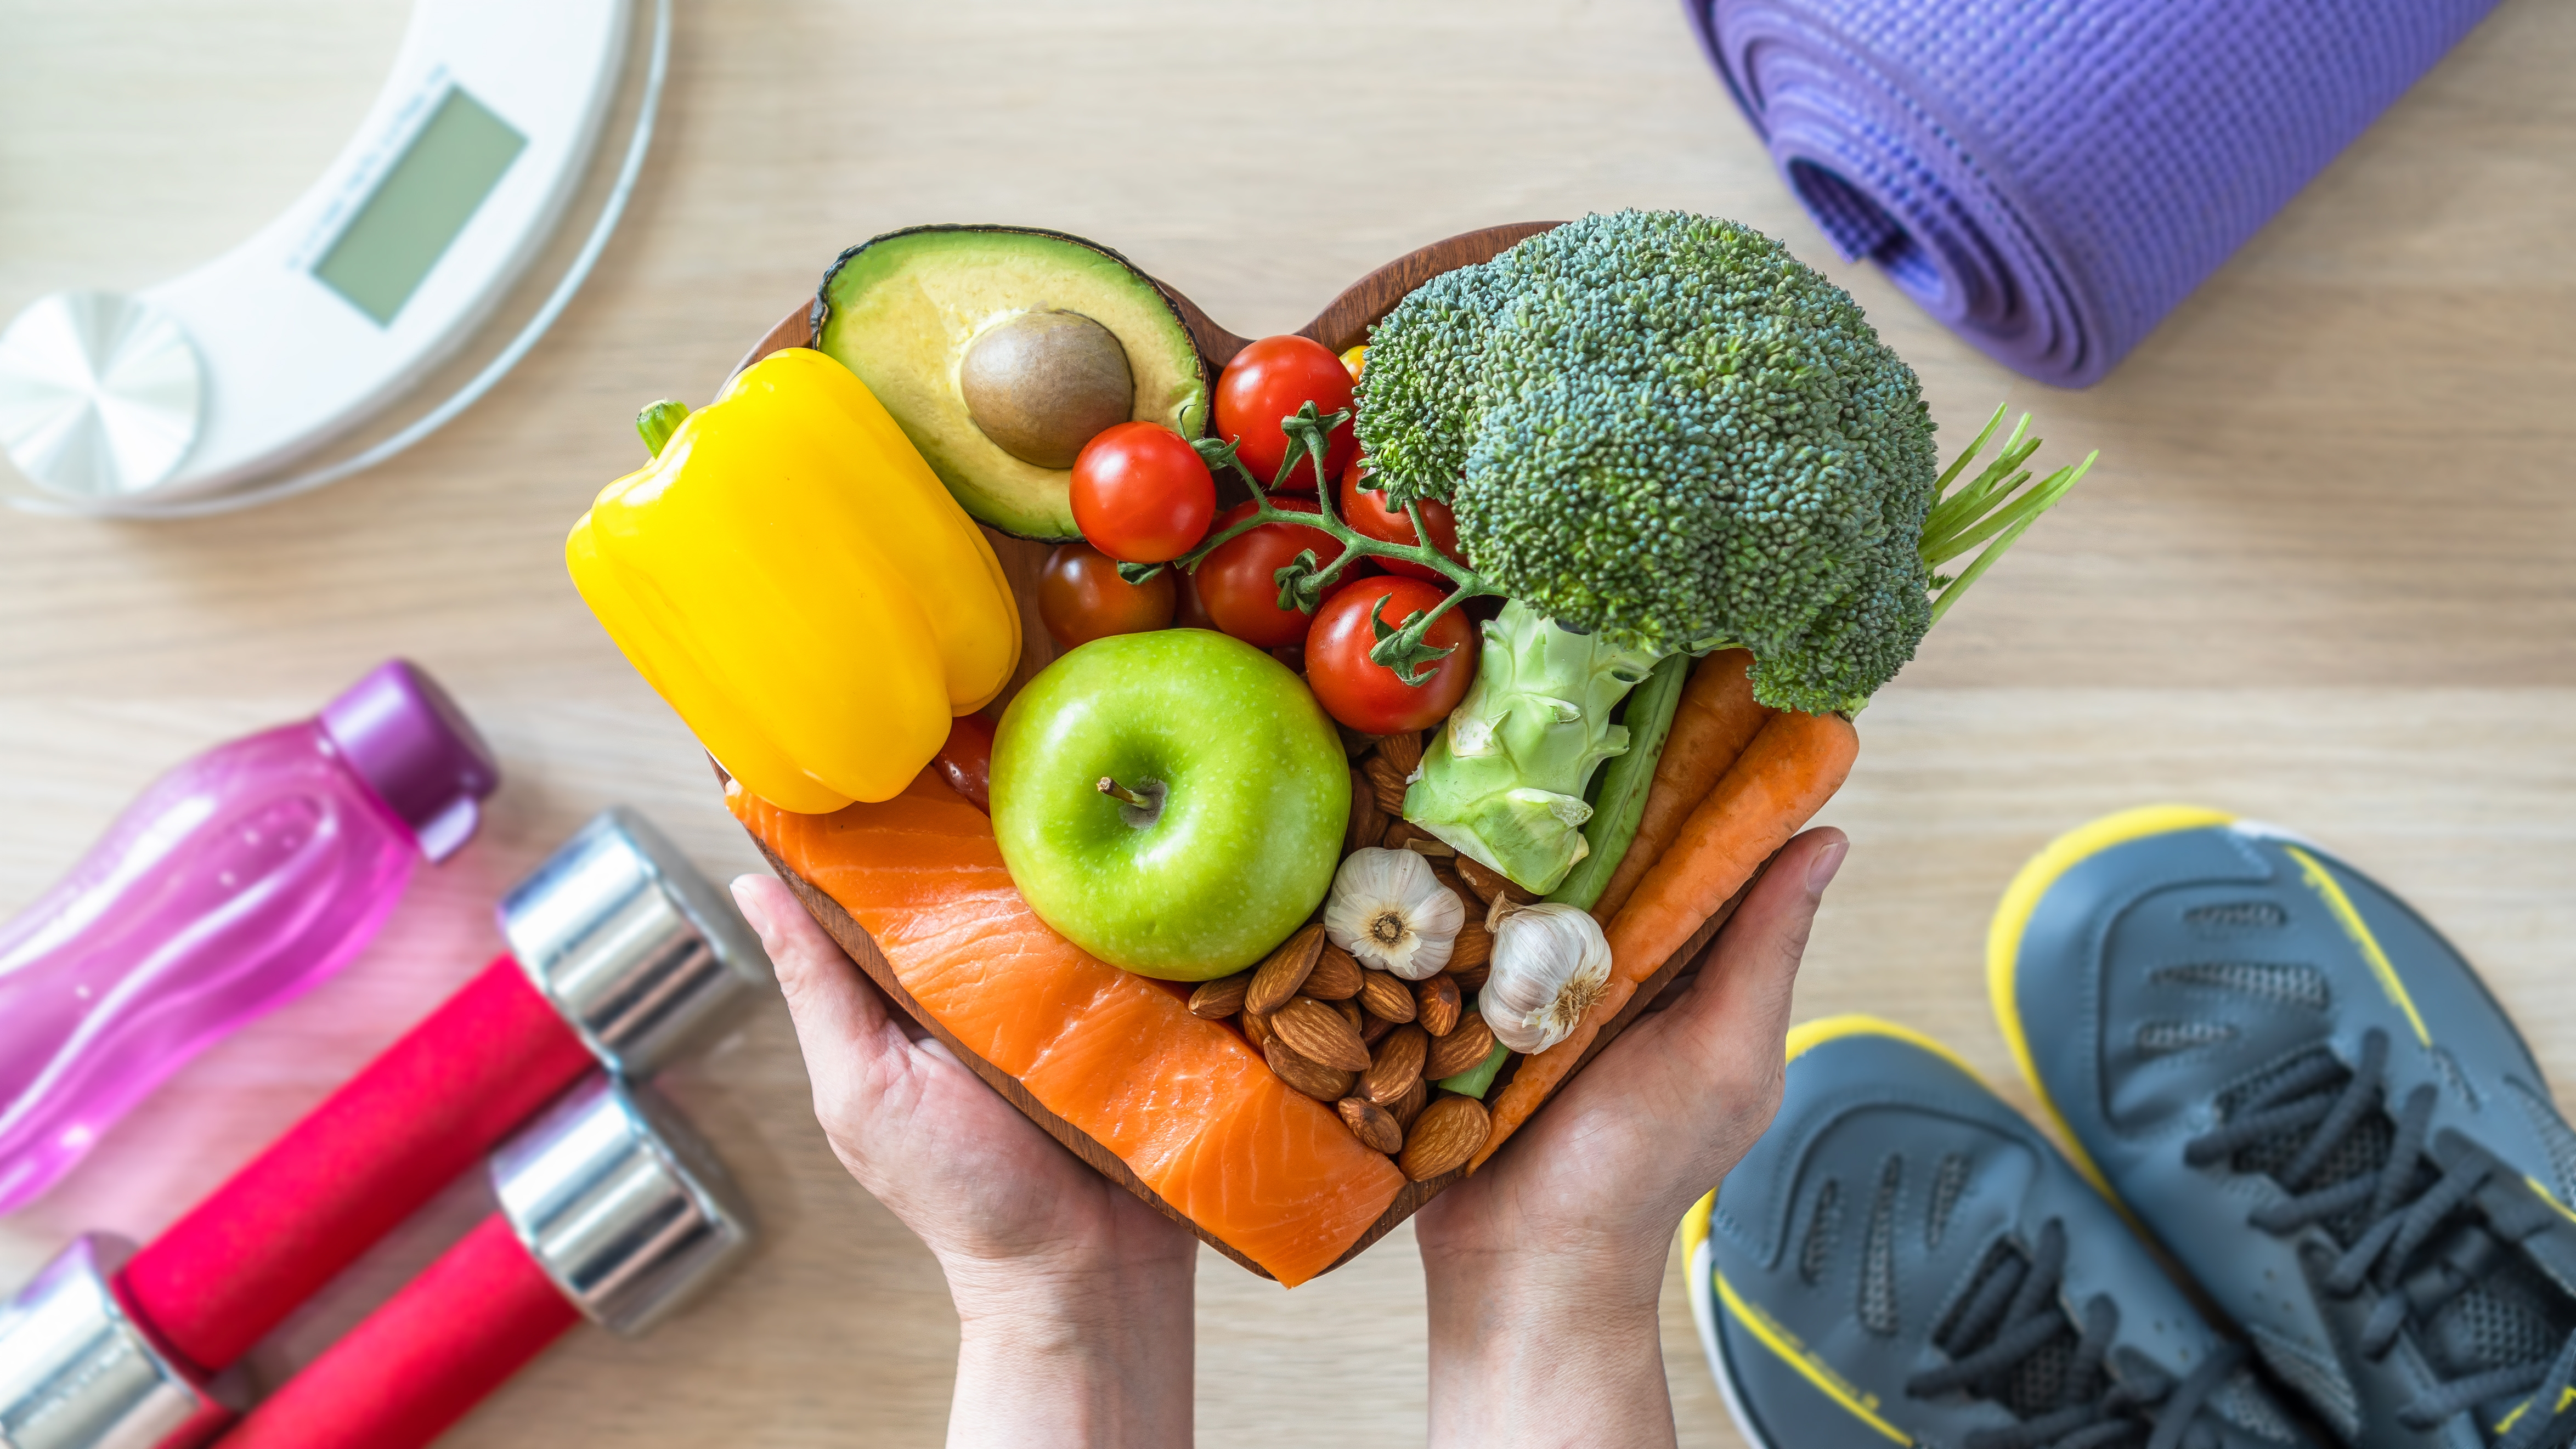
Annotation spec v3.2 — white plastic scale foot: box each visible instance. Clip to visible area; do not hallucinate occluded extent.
[0,292,206,499]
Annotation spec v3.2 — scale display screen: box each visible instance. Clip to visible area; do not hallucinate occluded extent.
[312,87,526,325]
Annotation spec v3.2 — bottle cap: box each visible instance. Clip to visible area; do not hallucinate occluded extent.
[320,660,500,863]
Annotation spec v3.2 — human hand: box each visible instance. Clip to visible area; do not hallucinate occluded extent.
[1413,827,1847,1447]
[732,874,1196,1448]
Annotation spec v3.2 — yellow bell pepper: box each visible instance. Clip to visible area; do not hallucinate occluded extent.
[567,347,1021,812]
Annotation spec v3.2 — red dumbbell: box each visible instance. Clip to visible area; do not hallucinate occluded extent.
[0,807,768,1448]
[217,1071,753,1449]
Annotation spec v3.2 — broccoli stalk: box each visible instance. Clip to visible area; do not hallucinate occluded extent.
[1401,602,1664,893]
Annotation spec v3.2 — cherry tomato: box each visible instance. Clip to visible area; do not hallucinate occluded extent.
[1213,336,1356,491]
[1338,459,1464,581]
[1069,421,1216,563]
[933,713,996,811]
[1038,541,1175,649]
[1192,498,1349,648]
[1303,577,1477,734]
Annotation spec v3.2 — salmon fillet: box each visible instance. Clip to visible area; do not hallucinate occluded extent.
[730,772,1403,1286]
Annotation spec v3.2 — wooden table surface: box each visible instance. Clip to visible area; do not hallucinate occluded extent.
[3,1,2571,1442]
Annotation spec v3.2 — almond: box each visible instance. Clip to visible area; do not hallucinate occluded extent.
[1375,729,1424,778]
[1400,834,1455,858]
[1424,1011,1496,1079]
[1453,854,1534,909]
[1446,919,1492,972]
[1267,1037,1354,1101]
[1381,818,1438,853]
[1337,1097,1403,1154]
[1362,1024,1429,1106]
[1356,970,1415,1025]
[1271,996,1371,1072]
[1427,858,1472,903]
[1390,1075,1429,1129]
[1303,944,1363,1001]
[1361,1011,1397,1046]
[1246,923,1326,1015]
[1362,754,1409,817]
[1333,998,1365,1035]
[1189,973,1251,1020]
[1416,974,1461,1037]
[1240,1007,1270,1049]
[1400,1094,1492,1180]
[1345,767,1382,855]
[1450,962,1490,993]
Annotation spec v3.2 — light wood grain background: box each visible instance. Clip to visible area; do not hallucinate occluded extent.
[3,1,2571,1443]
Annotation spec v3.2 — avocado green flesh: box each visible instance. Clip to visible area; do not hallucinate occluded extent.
[817,228,1208,540]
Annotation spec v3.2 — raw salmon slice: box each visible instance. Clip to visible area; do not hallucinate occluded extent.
[731,772,1403,1286]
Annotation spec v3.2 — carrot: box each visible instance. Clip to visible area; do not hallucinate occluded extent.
[1470,708,1858,1171]
[1586,650,1769,924]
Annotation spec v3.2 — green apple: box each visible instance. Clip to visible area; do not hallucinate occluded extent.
[991,629,1350,980]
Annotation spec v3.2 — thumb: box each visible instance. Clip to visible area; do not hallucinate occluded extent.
[1664,827,1846,1066]
[731,874,910,1111]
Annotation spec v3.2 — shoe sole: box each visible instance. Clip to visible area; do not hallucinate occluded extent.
[1687,1014,1989,1449]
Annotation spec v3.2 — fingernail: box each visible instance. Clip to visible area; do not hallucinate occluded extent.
[1806,838,1849,895]
[729,876,775,943]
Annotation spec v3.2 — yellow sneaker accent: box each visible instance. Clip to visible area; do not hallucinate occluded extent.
[1985,805,2236,1201]
[1788,1013,1983,1075]
[1683,1014,1986,1434]
[1714,1269,1914,1445]
[2281,844,2430,1047]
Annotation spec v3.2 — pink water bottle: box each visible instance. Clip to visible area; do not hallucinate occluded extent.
[0,660,500,1213]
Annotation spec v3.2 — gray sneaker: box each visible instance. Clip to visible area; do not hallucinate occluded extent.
[1690,1014,2313,1448]
[1992,807,2576,1448]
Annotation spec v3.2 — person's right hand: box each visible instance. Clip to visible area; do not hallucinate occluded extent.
[732,873,1195,1448]
[1413,826,1848,1448]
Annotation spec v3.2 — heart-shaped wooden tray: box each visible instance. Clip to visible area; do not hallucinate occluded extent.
[728,223,1760,1280]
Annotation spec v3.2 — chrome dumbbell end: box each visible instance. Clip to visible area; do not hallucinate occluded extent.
[0,1235,230,1449]
[489,1074,755,1339]
[499,806,772,1081]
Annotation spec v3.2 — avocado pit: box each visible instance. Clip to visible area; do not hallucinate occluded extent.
[961,310,1134,470]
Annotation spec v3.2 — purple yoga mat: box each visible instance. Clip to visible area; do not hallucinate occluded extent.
[1685,0,2500,386]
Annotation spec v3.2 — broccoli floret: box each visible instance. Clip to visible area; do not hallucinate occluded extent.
[1363,211,2091,890]
[1352,262,1518,506]
[1357,210,1939,715]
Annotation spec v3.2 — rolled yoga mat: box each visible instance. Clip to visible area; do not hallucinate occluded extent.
[1685,0,2501,386]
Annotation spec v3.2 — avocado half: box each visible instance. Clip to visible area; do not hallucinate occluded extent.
[814,226,1211,541]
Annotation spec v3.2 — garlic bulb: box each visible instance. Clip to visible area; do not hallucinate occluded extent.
[1481,902,1614,1054]
[1324,847,1466,981]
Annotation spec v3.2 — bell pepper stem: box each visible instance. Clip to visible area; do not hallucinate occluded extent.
[636,400,691,457]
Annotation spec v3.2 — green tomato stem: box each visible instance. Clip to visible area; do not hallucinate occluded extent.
[1177,404,1499,685]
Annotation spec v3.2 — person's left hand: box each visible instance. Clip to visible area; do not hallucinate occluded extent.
[1413,826,1848,1447]
[732,874,1195,1447]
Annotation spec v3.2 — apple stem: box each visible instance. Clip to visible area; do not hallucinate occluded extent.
[1097,777,1154,810]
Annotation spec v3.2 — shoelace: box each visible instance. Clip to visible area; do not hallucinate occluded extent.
[1903,1219,2247,1449]
[2184,1029,2576,1448]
